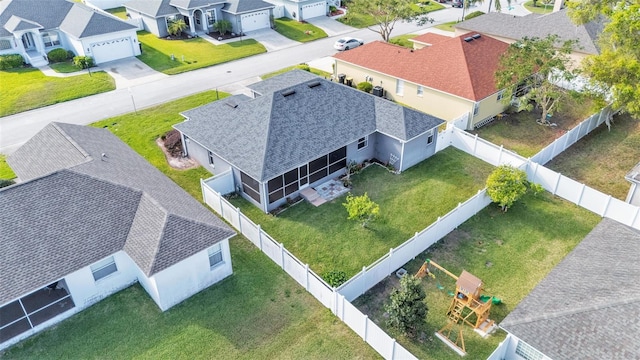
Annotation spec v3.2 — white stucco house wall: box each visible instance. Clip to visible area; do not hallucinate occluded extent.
[0,0,141,66]
[0,122,236,351]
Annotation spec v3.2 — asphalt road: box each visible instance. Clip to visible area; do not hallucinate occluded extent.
[0,0,528,154]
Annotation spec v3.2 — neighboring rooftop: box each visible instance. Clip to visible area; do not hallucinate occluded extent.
[333,33,510,101]
[0,0,135,38]
[455,9,604,55]
[223,0,275,14]
[2,123,235,305]
[410,32,451,47]
[124,0,179,17]
[500,218,640,360]
[175,70,445,182]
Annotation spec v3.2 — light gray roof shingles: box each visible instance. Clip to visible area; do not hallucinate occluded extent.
[176,70,445,181]
[125,0,179,18]
[456,9,603,55]
[2,123,235,305]
[500,218,640,360]
[0,0,135,39]
[223,0,274,14]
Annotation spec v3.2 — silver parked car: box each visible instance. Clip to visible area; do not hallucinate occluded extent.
[333,37,364,51]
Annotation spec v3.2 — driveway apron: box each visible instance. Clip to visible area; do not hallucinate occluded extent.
[98,58,168,89]
[306,17,357,37]
[244,29,300,52]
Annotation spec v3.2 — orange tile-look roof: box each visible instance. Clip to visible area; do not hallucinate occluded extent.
[410,32,451,46]
[334,33,510,101]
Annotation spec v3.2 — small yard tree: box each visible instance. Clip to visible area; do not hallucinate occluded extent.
[348,0,433,42]
[495,35,578,125]
[486,165,542,212]
[213,20,233,36]
[385,275,427,338]
[343,192,380,227]
[168,19,187,36]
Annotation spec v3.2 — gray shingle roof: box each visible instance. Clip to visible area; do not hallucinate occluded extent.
[2,123,235,305]
[456,9,603,55]
[170,0,224,9]
[222,0,274,14]
[500,218,640,360]
[0,0,135,39]
[175,70,445,181]
[125,0,179,17]
[4,15,42,32]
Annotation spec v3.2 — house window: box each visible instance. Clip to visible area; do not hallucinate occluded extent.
[426,129,434,145]
[90,256,117,281]
[240,171,261,203]
[473,102,480,116]
[357,136,368,150]
[396,79,404,96]
[0,39,12,50]
[207,151,215,167]
[42,31,60,47]
[417,85,424,96]
[515,340,543,360]
[208,243,223,268]
[497,90,505,101]
[207,10,216,26]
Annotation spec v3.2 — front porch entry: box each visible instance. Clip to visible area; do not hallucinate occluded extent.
[21,32,35,50]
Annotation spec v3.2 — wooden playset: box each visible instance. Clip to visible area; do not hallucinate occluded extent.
[416,259,498,356]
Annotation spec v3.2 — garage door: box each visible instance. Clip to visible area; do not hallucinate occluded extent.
[241,10,270,33]
[301,2,325,19]
[90,37,134,64]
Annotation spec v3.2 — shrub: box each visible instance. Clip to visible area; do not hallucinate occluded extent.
[385,275,427,337]
[47,48,69,63]
[73,56,94,69]
[67,50,76,59]
[168,18,187,36]
[0,179,15,188]
[0,54,24,70]
[343,192,380,227]
[295,63,310,72]
[213,19,233,35]
[323,270,348,287]
[329,5,337,12]
[464,11,485,20]
[357,82,373,93]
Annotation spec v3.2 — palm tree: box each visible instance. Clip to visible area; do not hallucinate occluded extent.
[168,19,187,37]
[462,0,512,19]
[486,0,512,12]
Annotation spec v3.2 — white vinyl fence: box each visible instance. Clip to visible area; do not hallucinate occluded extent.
[337,189,491,302]
[201,185,417,360]
[531,106,612,165]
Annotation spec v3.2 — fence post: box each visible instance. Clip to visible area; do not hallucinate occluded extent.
[280,242,285,269]
[413,232,419,259]
[257,225,263,251]
[498,145,503,165]
[577,184,586,205]
[631,207,640,227]
[361,266,367,296]
[341,294,345,321]
[473,134,478,155]
[219,193,224,217]
[332,287,338,315]
[236,207,242,233]
[305,264,310,291]
[602,195,612,217]
[363,315,369,341]
[553,172,562,195]
[391,339,396,360]
[477,189,484,213]
[200,179,205,203]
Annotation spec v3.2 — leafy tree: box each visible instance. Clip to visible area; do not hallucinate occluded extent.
[168,19,187,36]
[385,275,427,337]
[343,192,380,227]
[486,165,542,212]
[495,35,577,125]
[348,0,433,42]
[73,56,94,69]
[568,1,640,118]
[213,19,233,36]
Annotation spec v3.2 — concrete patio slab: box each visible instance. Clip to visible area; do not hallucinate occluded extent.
[306,16,357,37]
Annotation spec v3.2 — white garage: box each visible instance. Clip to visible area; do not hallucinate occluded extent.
[241,10,270,32]
[301,1,326,20]
[89,37,135,64]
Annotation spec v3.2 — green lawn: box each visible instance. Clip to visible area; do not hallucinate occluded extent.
[0,154,16,180]
[230,148,494,278]
[106,6,128,19]
[546,113,640,200]
[435,21,457,32]
[354,191,600,360]
[390,34,417,48]
[471,93,597,158]
[137,31,266,75]
[3,91,381,359]
[261,65,332,80]
[340,2,443,28]
[0,67,115,117]
[49,61,82,74]
[524,0,554,13]
[274,18,327,42]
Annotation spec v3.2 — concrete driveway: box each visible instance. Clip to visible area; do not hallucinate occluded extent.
[98,58,168,89]
[306,17,357,37]
[244,29,300,52]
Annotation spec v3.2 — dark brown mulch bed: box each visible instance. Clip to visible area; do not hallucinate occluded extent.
[208,31,242,41]
[164,33,197,40]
